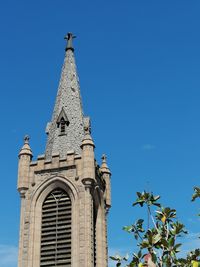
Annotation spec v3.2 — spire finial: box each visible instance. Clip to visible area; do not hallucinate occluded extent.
[19,135,32,158]
[64,32,76,51]
[102,154,107,163]
[24,135,30,144]
[101,153,111,174]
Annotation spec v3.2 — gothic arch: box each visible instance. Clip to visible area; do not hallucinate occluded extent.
[28,176,80,267]
[31,175,79,204]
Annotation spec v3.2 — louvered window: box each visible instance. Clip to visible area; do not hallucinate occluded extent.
[60,118,66,134]
[40,188,72,267]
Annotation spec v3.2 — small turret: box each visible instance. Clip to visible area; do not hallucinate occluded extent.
[17,135,33,196]
[101,154,111,209]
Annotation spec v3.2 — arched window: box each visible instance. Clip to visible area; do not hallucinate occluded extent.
[40,188,71,267]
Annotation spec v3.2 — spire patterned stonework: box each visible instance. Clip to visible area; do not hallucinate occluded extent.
[45,33,85,158]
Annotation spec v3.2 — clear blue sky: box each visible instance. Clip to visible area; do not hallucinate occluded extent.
[0,1,200,266]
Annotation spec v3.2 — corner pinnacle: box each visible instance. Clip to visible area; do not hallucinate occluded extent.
[64,32,76,52]
[102,154,107,163]
[19,135,33,158]
[101,153,111,174]
[24,135,30,144]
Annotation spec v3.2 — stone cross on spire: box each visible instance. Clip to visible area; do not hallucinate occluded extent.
[45,34,85,159]
[64,32,76,51]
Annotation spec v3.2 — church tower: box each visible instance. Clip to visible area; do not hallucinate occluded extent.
[17,33,111,267]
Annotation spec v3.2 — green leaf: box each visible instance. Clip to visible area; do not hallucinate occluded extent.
[123,226,133,233]
[110,255,121,261]
[153,233,162,244]
[192,187,200,202]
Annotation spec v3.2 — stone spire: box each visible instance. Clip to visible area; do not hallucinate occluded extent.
[45,33,85,159]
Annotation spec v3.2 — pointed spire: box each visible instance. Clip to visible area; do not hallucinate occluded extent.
[45,34,85,159]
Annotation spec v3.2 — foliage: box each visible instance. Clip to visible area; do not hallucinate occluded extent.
[192,187,200,216]
[110,187,200,267]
